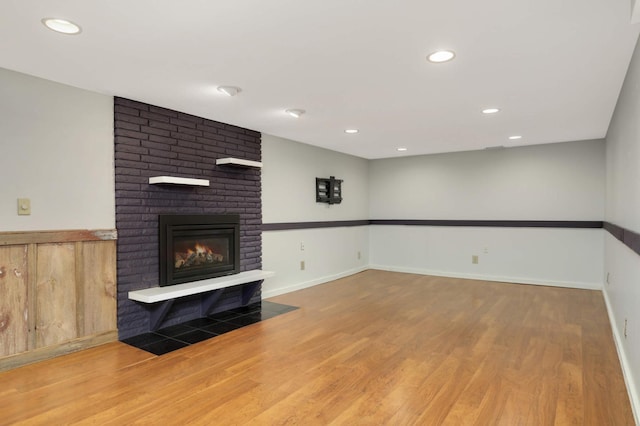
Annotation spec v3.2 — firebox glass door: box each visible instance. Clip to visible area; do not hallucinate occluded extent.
[167,228,236,285]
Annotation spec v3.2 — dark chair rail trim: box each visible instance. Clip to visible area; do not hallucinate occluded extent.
[262,219,640,257]
[262,220,369,231]
[604,221,640,256]
[262,220,603,231]
[368,220,603,228]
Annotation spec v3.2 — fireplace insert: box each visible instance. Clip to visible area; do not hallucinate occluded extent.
[159,214,240,286]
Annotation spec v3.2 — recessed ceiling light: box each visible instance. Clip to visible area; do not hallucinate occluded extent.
[482,108,500,114]
[217,86,241,97]
[41,18,82,35]
[508,135,522,140]
[345,129,359,134]
[397,147,408,152]
[427,50,456,63]
[285,109,305,118]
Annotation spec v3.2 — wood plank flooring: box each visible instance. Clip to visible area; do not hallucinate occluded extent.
[0,270,634,425]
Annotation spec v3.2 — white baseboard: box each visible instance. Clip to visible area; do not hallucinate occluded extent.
[263,264,601,299]
[261,266,368,299]
[368,264,602,290]
[602,289,640,425]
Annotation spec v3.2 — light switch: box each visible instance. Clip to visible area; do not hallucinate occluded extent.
[18,198,31,215]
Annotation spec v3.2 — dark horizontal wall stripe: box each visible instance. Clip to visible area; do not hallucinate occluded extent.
[262,219,603,231]
[369,220,603,228]
[604,221,640,256]
[262,220,369,231]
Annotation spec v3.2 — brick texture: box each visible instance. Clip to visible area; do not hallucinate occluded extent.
[114,98,262,339]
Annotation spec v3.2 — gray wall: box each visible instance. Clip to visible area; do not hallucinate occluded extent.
[604,33,640,418]
[0,67,114,231]
[369,140,605,220]
[368,140,605,289]
[262,134,369,223]
[261,134,369,297]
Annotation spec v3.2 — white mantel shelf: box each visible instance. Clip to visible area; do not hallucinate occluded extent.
[148,176,210,186]
[216,158,263,168]
[128,270,275,303]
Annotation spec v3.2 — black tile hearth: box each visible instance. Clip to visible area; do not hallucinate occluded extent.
[122,332,167,348]
[122,301,298,355]
[201,321,242,335]
[263,304,298,315]
[208,310,243,321]
[173,329,218,345]
[141,338,189,356]
[181,317,219,328]
[155,324,194,338]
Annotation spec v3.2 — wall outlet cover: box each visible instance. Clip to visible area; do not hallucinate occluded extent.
[17,198,31,215]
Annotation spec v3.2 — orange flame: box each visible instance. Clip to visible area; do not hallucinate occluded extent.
[194,243,213,254]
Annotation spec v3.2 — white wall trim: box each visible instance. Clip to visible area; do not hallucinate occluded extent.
[264,263,602,300]
[262,266,368,299]
[603,288,640,424]
[368,264,603,290]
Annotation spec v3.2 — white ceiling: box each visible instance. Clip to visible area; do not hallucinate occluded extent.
[1,0,639,159]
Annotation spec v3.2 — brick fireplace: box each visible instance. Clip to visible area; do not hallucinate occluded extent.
[114,98,262,339]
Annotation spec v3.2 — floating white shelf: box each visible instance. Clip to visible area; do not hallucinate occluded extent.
[216,158,263,168]
[128,270,275,303]
[148,176,210,186]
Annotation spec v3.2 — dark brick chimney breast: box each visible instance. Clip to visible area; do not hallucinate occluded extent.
[114,97,262,339]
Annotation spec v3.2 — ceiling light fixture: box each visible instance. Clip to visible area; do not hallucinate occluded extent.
[217,86,241,97]
[344,129,359,134]
[41,18,81,35]
[508,135,522,140]
[427,50,456,63]
[482,108,500,114]
[285,109,305,118]
[397,147,408,152]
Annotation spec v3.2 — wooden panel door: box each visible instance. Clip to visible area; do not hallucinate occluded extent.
[0,245,29,356]
[35,243,77,348]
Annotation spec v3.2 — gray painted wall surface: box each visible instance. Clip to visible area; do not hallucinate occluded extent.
[0,67,114,231]
[604,33,640,419]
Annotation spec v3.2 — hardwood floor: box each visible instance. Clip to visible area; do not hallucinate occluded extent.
[0,270,634,425]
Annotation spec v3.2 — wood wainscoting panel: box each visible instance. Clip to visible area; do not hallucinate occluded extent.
[0,245,29,357]
[80,241,117,335]
[35,243,78,348]
[0,230,118,371]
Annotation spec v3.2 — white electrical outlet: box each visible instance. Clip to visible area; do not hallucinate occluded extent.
[300,242,305,251]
